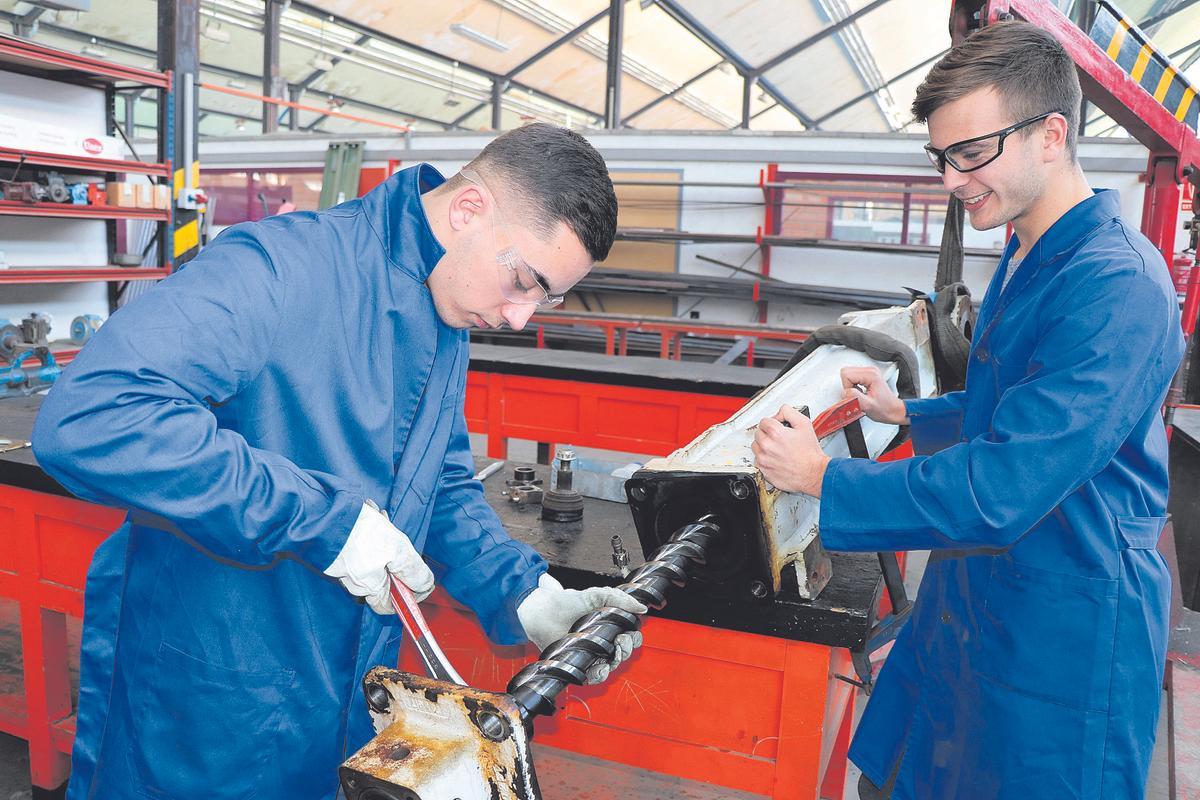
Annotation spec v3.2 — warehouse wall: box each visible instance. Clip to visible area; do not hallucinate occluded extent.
[198,130,1162,333]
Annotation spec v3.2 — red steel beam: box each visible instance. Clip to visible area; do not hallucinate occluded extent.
[0,268,170,285]
[0,201,168,221]
[0,148,170,178]
[0,33,169,89]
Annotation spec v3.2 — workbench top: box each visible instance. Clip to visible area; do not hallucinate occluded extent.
[1,383,884,650]
[482,459,883,648]
[1174,406,1200,449]
[469,343,779,397]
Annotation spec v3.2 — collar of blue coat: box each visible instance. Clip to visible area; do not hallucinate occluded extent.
[1006,188,1121,266]
[362,163,448,282]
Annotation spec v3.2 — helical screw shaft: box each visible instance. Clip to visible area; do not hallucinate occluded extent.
[507,514,720,720]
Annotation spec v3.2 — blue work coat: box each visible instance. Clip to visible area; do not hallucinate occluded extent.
[32,164,547,799]
[820,190,1184,799]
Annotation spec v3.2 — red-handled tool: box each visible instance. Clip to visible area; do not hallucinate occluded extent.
[811,395,866,439]
[811,396,869,458]
[389,575,465,685]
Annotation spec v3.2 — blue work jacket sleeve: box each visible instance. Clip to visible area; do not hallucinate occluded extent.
[819,261,1179,553]
[424,410,548,645]
[31,228,362,570]
[904,392,966,455]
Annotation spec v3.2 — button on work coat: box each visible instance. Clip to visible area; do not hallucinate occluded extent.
[819,190,1184,799]
[32,164,548,799]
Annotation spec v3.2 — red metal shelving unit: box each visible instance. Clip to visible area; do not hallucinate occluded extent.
[0,33,173,295]
[0,268,170,285]
[0,32,169,89]
[0,200,169,221]
[0,146,170,178]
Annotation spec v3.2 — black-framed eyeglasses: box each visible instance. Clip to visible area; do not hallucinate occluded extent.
[924,111,1064,174]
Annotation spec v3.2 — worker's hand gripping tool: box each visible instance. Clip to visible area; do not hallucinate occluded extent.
[343,522,723,800]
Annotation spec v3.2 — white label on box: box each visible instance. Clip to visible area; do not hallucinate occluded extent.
[0,113,128,160]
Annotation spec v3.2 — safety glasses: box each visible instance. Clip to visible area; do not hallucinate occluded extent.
[924,111,1063,174]
[460,170,565,308]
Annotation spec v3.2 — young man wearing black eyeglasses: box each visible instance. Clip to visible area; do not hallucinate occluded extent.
[753,21,1184,800]
[34,123,639,799]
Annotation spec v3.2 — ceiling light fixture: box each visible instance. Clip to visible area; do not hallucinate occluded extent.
[445,59,462,107]
[227,78,247,89]
[201,20,232,43]
[310,15,334,72]
[450,23,510,52]
[81,37,107,59]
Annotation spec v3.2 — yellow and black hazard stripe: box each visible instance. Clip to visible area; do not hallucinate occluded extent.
[171,159,202,265]
[1088,0,1198,131]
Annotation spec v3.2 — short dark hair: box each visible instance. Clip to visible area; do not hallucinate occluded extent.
[454,123,618,263]
[912,21,1082,158]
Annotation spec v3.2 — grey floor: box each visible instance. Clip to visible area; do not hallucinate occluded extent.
[0,733,31,800]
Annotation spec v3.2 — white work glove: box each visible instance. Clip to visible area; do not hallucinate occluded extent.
[517,573,647,684]
[324,500,435,615]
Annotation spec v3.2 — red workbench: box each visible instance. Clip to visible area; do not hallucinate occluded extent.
[0,347,899,799]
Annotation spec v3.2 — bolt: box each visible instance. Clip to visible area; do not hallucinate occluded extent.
[729,478,751,500]
[364,682,391,715]
[749,580,768,600]
[477,710,510,742]
[629,484,647,502]
[611,535,630,576]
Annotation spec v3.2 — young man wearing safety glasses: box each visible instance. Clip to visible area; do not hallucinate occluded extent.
[34,123,637,798]
[753,21,1183,799]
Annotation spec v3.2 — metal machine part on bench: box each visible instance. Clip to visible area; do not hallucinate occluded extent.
[541,448,584,522]
[504,465,544,506]
[1,314,61,399]
[339,516,722,800]
[625,300,938,602]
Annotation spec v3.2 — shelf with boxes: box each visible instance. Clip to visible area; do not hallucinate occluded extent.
[0,33,172,284]
[0,33,173,398]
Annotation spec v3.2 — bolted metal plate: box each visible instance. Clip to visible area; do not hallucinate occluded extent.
[624,470,797,603]
[626,302,936,601]
[341,668,540,800]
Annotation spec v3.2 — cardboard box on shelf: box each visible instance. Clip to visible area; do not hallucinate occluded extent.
[0,114,130,162]
[106,182,136,208]
[153,184,171,210]
[135,182,154,209]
